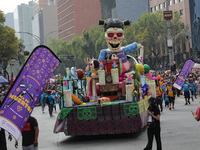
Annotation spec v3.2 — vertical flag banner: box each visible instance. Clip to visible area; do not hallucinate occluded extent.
[173,60,195,90]
[0,45,61,140]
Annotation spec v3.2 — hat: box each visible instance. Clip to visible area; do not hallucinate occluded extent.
[52,90,56,94]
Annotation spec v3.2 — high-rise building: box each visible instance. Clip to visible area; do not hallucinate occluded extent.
[40,5,59,44]
[4,13,14,29]
[149,0,191,67]
[14,3,33,52]
[100,0,149,23]
[189,0,200,62]
[57,0,101,41]
[149,0,190,27]
[31,0,58,48]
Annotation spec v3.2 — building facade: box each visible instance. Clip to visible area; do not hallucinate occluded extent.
[14,3,33,52]
[4,13,14,29]
[31,0,58,48]
[41,5,59,44]
[57,0,101,41]
[113,0,149,23]
[149,0,191,69]
[149,0,190,26]
[189,0,200,62]
[100,0,148,23]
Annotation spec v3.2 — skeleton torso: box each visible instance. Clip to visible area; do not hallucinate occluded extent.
[105,48,127,63]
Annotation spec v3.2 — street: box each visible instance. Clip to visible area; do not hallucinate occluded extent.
[7,96,200,150]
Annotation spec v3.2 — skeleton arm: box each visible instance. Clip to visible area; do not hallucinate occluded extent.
[98,49,107,61]
[124,42,140,55]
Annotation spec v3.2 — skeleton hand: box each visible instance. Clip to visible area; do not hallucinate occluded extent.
[138,44,143,49]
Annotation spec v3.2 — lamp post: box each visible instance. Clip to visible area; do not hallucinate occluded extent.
[166,0,173,67]
[16,31,60,46]
[16,31,41,45]
[44,30,61,44]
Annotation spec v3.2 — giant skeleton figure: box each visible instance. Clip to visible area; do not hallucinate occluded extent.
[98,18,142,73]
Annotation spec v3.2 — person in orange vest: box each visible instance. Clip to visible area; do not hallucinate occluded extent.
[156,83,163,112]
[166,82,176,110]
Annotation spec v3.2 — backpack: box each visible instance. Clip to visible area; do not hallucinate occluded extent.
[45,96,50,104]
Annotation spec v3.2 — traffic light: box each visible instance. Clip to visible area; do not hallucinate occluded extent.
[24,51,30,56]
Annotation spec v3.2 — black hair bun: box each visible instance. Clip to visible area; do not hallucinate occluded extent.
[93,60,99,69]
[148,97,156,104]
[99,20,105,25]
[99,18,131,32]
[123,20,131,25]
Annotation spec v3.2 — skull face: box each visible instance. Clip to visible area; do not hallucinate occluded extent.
[105,28,124,52]
[82,109,92,120]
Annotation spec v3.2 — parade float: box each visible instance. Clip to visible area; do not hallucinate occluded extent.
[53,19,155,136]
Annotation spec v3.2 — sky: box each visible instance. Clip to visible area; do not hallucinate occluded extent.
[0,0,30,14]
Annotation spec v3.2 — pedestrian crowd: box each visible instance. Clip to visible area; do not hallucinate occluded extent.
[144,69,200,150]
[1,69,200,150]
[39,86,60,117]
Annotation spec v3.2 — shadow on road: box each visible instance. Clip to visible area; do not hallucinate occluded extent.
[59,128,147,145]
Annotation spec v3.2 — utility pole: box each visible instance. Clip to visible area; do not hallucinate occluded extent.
[166,0,173,67]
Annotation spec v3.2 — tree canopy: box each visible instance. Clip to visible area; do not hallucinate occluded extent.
[48,10,188,74]
[0,10,23,79]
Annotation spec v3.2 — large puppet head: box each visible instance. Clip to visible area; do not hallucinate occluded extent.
[85,59,99,73]
[99,18,130,52]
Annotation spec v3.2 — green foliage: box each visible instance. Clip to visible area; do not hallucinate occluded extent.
[63,67,67,77]
[47,26,106,74]
[124,11,188,69]
[0,10,5,24]
[47,10,187,74]
[0,26,19,61]
[0,10,21,75]
[18,39,26,65]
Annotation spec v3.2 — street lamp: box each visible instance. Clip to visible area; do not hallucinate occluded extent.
[16,31,41,45]
[16,31,60,46]
[44,30,61,44]
[165,0,173,66]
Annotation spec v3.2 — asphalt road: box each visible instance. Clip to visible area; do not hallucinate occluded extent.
[6,95,200,150]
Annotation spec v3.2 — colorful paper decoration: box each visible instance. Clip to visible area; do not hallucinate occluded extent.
[144,64,150,74]
[98,70,106,85]
[111,68,119,84]
[64,89,72,107]
[136,64,144,74]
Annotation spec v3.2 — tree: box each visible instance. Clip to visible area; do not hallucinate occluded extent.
[47,26,106,73]
[0,10,20,79]
[18,39,26,65]
[123,11,188,70]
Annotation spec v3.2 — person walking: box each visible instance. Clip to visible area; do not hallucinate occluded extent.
[156,84,163,112]
[182,79,191,105]
[47,91,55,117]
[163,83,169,107]
[190,79,196,101]
[39,91,46,113]
[144,98,162,150]
[15,116,39,150]
[52,90,57,113]
[166,82,176,110]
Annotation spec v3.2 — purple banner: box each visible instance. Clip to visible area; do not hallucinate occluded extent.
[0,45,60,140]
[173,60,195,90]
